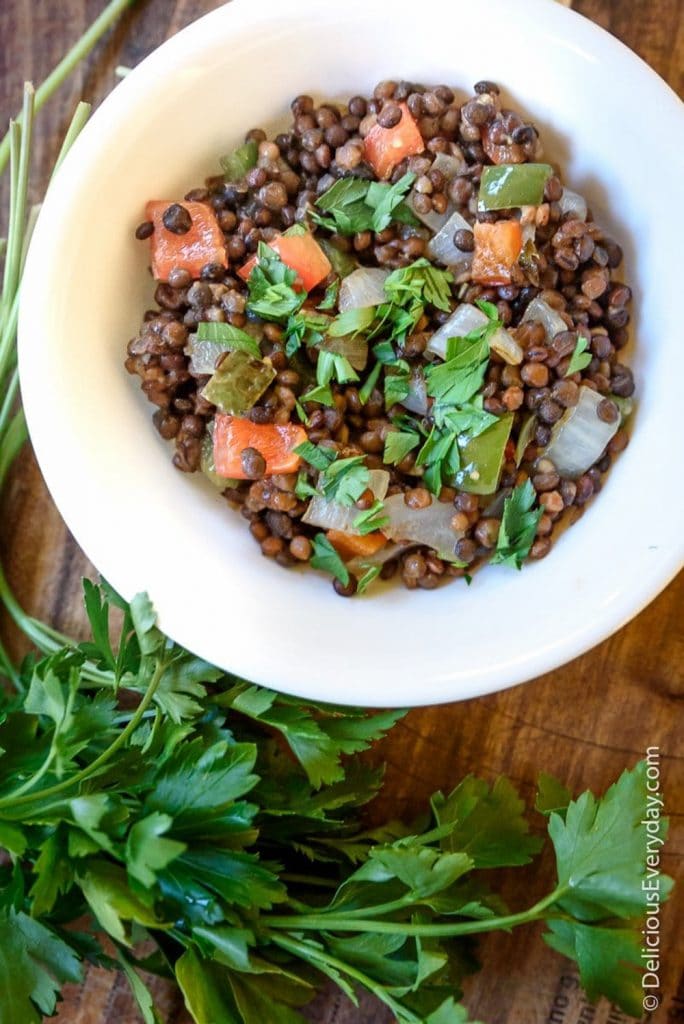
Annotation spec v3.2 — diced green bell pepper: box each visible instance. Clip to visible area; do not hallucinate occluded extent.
[478,163,553,211]
[454,413,513,494]
[201,349,275,416]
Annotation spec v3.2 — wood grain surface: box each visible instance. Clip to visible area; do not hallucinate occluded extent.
[1,2,683,1022]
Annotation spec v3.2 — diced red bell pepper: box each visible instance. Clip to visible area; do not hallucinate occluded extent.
[145,201,227,282]
[327,530,387,562]
[363,103,425,180]
[471,220,523,286]
[238,232,332,292]
[213,415,307,479]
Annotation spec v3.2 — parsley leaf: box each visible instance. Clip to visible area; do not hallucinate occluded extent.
[548,761,672,921]
[352,500,389,535]
[384,429,421,465]
[365,173,418,232]
[426,333,490,413]
[384,258,454,313]
[545,921,643,1018]
[328,306,375,338]
[320,455,370,507]
[195,322,261,359]
[0,909,83,1024]
[312,173,417,235]
[490,480,541,568]
[432,776,542,868]
[310,534,350,585]
[316,349,359,387]
[415,425,461,495]
[355,564,382,594]
[293,441,336,472]
[384,360,411,409]
[317,278,339,311]
[358,360,383,405]
[566,332,592,376]
[246,243,306,322]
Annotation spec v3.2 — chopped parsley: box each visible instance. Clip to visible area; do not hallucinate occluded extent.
[195,321,261,359]
[490,479,543,568]
[295,444,371,508]
[566,333,592,376]
[384,360,411,410]
[358,360,383,405]
[310,533,349,584]
[355,563,382,594]
[328,306,375,338]
[293,441,336,472]
[320,455,370,506]
[246,242,306,322]
[415,425,462,495]
[317,278,340,311]
[383,429,421,466]
[352,499,389,535]
[426,333,490,414]
[312,172,418,235]
[284,311,330,357]
[384,258,453,313]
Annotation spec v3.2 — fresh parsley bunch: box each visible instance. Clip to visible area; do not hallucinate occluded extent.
[0,589,672,1023]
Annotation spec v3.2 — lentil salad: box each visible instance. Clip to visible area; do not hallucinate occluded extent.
[126,79,634,596]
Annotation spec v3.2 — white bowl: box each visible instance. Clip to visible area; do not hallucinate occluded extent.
[19,0,684,706]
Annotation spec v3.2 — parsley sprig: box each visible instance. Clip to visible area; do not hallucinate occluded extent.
[491,480,543,568]
[312,173,418,235]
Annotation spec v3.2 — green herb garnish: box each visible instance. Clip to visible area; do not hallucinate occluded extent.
[384,360,411,410]
[352,499,389,535]
[310,533,350,584]
[490,479,543,568]
[358,360,383,405]
[246,242,306,322]
[220,139,258,181]
[312,172,418,235]
[383,429,421,465]
[566,333,592,376]
[384,258,453,313]
[196,321,261,359]
[355,563,382,594]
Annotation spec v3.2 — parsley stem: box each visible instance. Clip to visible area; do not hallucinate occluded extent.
[266,888,565,938]
[2,88,34,318]
[0,655,167,811]
[0,0,136,177]
[0,409,26,494]
[268,932,421,1024]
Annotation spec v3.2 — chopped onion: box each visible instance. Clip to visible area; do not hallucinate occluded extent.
[320,332,369,371]
[490,326,523,365]
[543,386,619,479]
[521,296,567,341]
[559,188,588,222]
[430,151,467,179]
[426,302,521,365]
[426,303,487,359]
[338,268,390,311]
[400,368,428,415]
[302,469,390,533]
[427,210,473,270]
[381,494,463,560]
[186,336,225,375]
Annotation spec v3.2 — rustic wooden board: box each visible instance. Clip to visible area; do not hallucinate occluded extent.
[0,1,682,1022]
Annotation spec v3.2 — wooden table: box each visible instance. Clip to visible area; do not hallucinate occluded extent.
[1,2,682,1022]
